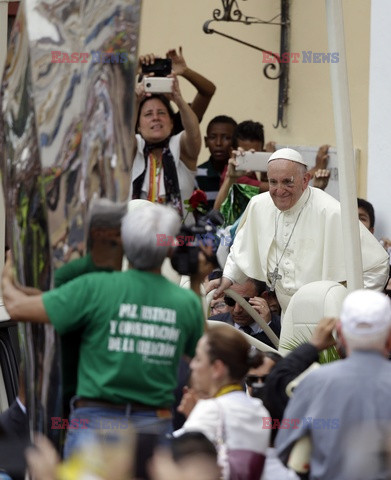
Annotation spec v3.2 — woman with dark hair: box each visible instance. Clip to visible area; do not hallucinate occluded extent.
[130,74,200,220]
[177,324,271,480]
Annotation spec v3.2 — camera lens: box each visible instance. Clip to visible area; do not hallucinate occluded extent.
[146,82,151,87]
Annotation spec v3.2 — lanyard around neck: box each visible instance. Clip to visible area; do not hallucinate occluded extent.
[214,384,243,398]
[147,153,163,202]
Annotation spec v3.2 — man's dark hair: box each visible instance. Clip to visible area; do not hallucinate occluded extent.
[250,278,268,297]
[87,198,128,250]
[357,198,375,229]
[171,431,217,462]
[265,351,283,364]
[232,120,264,149]
[206,115,237,135]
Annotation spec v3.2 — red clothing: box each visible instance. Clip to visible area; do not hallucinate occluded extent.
[220,164,261,187]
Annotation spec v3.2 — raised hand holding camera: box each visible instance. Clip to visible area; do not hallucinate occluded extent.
[140,57,174,94]
[141,57,172,77]
[143,77,174,94]
[234,150,271,172]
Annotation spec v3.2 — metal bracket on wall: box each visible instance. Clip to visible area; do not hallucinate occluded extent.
[203,0,290,128]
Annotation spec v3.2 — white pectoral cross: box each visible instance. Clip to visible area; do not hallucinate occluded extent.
[267,267,282,292]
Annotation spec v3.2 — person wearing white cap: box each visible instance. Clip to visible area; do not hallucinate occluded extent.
[275,290,391,480]
[214,147,389,313]
[2,203,211,460]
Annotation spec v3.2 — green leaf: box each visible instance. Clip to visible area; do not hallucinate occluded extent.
[280,327,340,364]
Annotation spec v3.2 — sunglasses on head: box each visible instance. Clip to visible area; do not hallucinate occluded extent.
[223,296,251,307]
[245,374,268,387]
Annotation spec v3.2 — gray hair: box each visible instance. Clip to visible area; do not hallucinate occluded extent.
[343,330,390,353]
[297,163,308,175]
[121,203,181,270]
[87,198,128,248]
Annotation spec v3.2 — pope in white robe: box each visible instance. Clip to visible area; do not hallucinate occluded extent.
[219,148,389,313]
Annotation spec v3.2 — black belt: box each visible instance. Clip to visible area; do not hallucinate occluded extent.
[74,398,172,418]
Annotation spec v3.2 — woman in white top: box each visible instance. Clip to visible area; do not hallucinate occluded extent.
[179,324,271,480]
[130,74,200,219]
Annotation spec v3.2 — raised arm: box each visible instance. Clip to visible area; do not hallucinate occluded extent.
[213,149,269,211]
[166,46,216,122]
[169,74,201,171]
[308,145,329,179]
[2,251,50,323]
[131,77,147,159]
[213,156,240,210]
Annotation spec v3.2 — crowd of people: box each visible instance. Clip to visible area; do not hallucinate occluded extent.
[0,46,391,480]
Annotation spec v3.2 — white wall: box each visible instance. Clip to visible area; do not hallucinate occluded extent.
[368,0,391,240]
[139,0,371,194]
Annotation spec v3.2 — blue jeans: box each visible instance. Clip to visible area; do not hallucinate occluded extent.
[63,398,172,459]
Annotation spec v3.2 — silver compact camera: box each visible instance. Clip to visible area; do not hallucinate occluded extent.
[235,151,271,171]
[143,77,173,94]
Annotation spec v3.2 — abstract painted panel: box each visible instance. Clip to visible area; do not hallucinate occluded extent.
[0,0,141,441]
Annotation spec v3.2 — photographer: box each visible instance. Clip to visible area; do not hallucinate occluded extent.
[213,120,271,213]
[130,67,201,222]
[140,47,216,134]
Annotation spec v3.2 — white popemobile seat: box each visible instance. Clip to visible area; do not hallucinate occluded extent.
[278,280,348,356]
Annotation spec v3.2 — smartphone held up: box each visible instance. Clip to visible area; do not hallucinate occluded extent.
[235,151,271,172]
[141,58,173,94]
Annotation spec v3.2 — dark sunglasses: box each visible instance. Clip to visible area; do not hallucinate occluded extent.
[245,374,268,387]
[223,295,251,307]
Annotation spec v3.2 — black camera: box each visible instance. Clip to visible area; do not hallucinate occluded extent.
[170,210,224,276]
[141,58,172,77]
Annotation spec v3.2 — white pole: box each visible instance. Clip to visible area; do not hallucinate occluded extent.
[325,0,363,291]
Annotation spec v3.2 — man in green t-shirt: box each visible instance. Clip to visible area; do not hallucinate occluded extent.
[2,203,208,458]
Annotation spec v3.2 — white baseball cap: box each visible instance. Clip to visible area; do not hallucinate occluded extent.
[340,289,391,337]
[268,148,307,167]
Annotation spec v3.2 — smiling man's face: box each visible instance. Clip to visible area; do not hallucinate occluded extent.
[267,159,310,211]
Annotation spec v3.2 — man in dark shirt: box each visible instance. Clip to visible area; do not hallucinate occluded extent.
[209,277,280,349]
[55,198,127,418]
[196,115,237,211]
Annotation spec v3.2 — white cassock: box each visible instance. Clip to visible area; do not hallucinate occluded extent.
[223,187,389,313]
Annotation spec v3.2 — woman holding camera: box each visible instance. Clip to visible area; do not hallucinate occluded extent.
[177,324,271,480]
[130,73,200,220]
